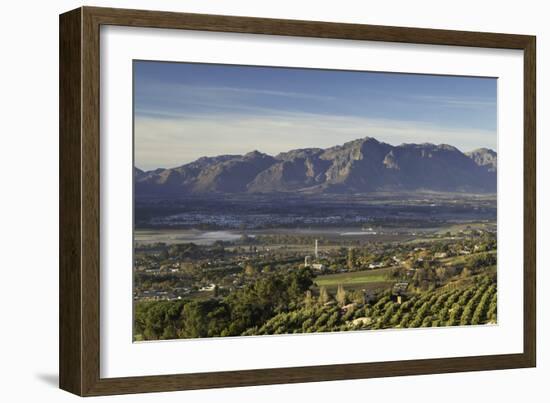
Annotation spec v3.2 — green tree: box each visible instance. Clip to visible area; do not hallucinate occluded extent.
[347,248,355,270]
[349,289,365,305]
[180,301,208,338]
[336,284,347,307]
[304,290,314,308]
[319,286,330,305]
[244,264,257,277]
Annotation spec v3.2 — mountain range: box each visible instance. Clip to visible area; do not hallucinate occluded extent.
[135,137,497,196]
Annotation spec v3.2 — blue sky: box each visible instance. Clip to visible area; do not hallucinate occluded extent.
[134,61,497,170]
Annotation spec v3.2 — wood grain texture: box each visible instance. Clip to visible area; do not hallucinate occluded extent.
[59,7,82,396]
[85,6,532,49]
[59,6,537,396]
[84,353,532,396]
[80,6,102,396]
[523,38,536,367]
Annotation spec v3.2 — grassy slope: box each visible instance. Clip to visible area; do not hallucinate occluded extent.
[315,267,393,286]
[313,267,395,293]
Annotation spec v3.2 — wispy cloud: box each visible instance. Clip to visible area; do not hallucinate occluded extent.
[187,85,336,101]
[135,111,496,171]
[135,80,496,128]
[136,82,334,106]
[407,94,496,109]
[134,82,337,123]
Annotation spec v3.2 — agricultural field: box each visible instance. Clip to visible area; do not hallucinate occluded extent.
[313,267,394,293]
[247,274,497,335]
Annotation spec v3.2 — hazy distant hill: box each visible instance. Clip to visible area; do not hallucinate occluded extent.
[135,137,497,196]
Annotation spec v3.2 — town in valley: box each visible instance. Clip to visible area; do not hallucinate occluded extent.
[133,192,497,340]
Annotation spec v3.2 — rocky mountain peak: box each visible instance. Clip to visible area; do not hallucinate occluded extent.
[135,137,497,196]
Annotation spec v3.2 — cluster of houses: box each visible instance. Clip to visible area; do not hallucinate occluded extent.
[135,288,189,301]
[301,235,487,276]
[135,283,220,301]
[135,259,182,275]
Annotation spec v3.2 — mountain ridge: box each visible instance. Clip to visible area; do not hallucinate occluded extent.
[135,137,497,196]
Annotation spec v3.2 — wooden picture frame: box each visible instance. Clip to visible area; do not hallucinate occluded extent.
[59,6,536,396]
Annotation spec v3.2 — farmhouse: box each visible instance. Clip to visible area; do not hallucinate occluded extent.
[392,282,409,304]
[199,283,216,292]
[393,282,409,294]
[311,263,325,271]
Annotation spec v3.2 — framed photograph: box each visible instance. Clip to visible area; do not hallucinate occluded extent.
[59,6,536,396]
